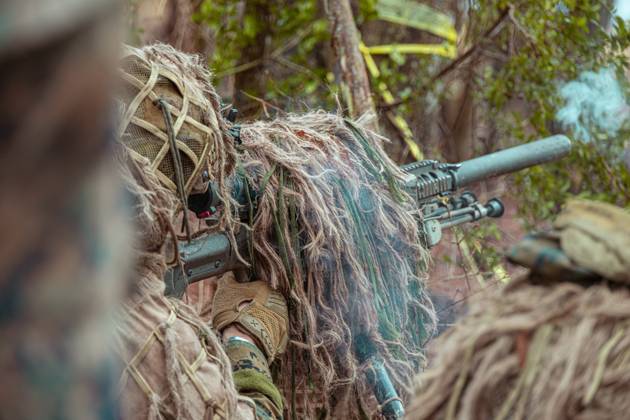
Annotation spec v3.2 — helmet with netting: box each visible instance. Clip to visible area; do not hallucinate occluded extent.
[118,44,224,199]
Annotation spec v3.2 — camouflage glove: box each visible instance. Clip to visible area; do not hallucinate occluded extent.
[211,275,289,362]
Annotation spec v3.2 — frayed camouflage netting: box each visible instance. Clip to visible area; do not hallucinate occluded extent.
[118,43,237,227]
[408,275,630,420]
[236,114,436,417]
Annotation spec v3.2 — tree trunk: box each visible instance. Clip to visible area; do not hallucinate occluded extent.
[327,0,377,129]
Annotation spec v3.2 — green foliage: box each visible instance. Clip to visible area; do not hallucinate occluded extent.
[471,0,630,223]
[193,0,454,128]
[194,1,258,73]
[455,221,504,280]
[358,0,379,23]
[517,136,630,224]
[194,0,334,111]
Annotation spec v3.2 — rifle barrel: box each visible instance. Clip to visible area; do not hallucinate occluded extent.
[455,135,572,187]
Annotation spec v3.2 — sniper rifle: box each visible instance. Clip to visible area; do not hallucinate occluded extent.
[164,134,572,418]
[165,135,572,294]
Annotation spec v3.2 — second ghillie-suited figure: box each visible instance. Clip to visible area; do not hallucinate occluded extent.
[407,199,630,420]
[114,44,288,419]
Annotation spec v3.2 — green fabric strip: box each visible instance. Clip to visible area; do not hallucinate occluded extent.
[233,369,284,413]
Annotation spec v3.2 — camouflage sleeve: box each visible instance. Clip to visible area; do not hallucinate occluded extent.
[224,338,284,420]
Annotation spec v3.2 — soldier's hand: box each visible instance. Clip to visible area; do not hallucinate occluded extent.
[211,275,289,362]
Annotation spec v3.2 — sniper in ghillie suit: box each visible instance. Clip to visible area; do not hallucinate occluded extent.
[1,1,629,419]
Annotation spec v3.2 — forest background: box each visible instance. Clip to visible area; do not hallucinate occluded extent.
[127,0,630,329]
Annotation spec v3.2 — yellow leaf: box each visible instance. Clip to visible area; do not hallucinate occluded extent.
[364,42,456,58]
[359,42,424,160]
[375,0,457,42]
[493,264,511,284]
[359,43,381,77]
[386,112,423,160]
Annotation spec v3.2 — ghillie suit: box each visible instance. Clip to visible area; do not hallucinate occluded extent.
[114,44,268,419]
[407,199,630,420]
[117,43,437,418]
[235,115,436,417]
[0,1,131,419]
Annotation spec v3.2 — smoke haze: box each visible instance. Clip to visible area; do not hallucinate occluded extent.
[557,68,629,142]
